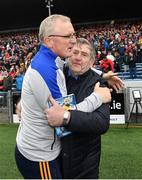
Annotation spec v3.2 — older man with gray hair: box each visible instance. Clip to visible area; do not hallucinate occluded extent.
[15,14,113,179]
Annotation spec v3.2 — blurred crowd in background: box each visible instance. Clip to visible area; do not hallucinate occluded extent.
[0,19,142,91]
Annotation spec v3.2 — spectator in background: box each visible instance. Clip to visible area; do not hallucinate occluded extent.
[123,51,129,72]
[2,74,13,91]
[99,55,114,73]
[128,52,137,79]
[0,65,13,91]
[9,64,16,79]
[15,67,25,91]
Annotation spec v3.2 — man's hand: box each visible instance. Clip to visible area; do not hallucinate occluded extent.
[94,82,112,103]
[102,71,124,91]
[45,96,69,127]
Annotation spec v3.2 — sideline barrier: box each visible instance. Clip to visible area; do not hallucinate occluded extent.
[0,91,21,123]
[0,89,142,124]
[12,91,126,124]
[110,92,125,124]
[0,91,12,123]
[11,91,21,123]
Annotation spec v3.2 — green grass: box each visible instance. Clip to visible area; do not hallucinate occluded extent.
[0,124,142,179]
[100,126,142,179]
[0,123,22,179]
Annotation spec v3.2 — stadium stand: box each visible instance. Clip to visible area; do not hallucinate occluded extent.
[0,19,142,94]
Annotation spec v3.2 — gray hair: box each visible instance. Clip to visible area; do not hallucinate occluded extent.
[39,14,71,43]
[76,38,96,62]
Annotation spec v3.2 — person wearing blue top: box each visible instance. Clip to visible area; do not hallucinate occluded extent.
[15,14,113,179]
[15,68,25,91]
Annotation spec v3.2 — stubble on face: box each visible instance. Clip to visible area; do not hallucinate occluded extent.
[69,44,93,75]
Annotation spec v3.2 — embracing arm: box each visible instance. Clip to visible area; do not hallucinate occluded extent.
[68,103,110,134]
[45,96,110,135]
[77,82,111,112]
[92,68,124,91]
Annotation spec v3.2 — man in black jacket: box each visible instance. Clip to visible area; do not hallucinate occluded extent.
[45,38,110,179]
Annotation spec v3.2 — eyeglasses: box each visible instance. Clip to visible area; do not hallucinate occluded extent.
[48,33,76,39]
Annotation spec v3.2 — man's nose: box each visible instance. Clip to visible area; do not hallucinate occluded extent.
[75,53,82,60]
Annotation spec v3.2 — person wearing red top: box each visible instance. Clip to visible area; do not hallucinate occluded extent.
[99,57,114,73]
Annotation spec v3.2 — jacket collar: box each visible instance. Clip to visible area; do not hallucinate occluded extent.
[39,44,58,60]
[67,68,92,80]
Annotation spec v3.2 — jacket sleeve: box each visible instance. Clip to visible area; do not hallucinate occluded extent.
[76,92,103,112]
[28,68,51,109]
[67,103,110,135]
[76,75,108,113]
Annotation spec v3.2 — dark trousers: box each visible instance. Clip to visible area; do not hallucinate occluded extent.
[15,145,62,179]
[129,67,137,79]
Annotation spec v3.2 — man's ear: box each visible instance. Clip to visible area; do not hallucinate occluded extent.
[44,37,53,48]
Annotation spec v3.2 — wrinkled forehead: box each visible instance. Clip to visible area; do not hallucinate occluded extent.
[73,43,91,54]
[54,19,75,33]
